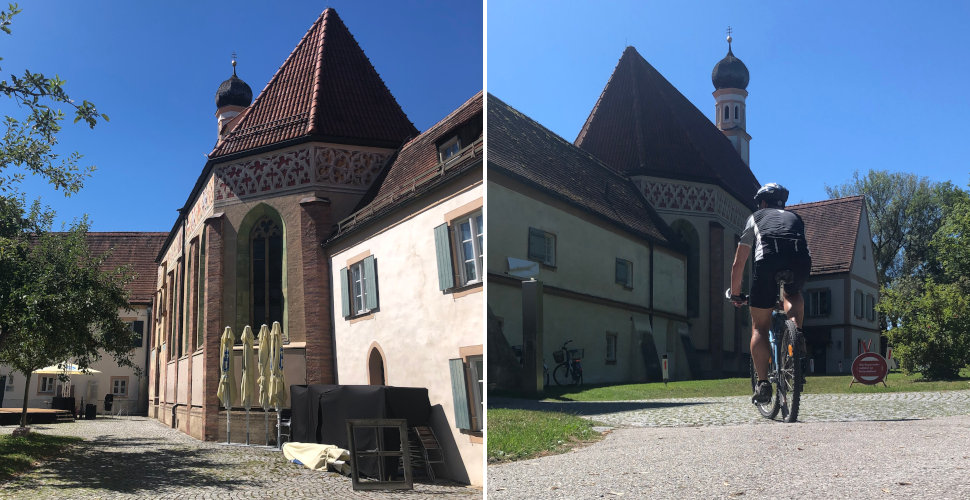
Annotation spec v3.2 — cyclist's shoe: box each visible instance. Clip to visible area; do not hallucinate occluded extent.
[752,380,772,404]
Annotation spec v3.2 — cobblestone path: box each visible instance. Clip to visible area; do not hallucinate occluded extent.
[489,389,970,427]
[0,417,480,499]
[488,390,970,499]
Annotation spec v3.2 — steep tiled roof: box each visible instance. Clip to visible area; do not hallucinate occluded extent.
[488,93,674,246]
[210,8,417,159]
[332,92,483,238]
[85,233,168,304]
[575,46,760,209]
[787,196,864,276]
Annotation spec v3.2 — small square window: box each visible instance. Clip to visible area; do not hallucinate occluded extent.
[438,137,461,163]
[615,258,633,288]
[111,377,128,397]
[528,228,556,267]
[605,333,618,363]
[39,376,56,394]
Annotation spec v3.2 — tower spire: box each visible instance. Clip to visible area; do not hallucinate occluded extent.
[232,52,238,76]
[711,30,751,165]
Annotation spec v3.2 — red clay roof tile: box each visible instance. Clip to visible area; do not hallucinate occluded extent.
[489,93,674,246]
[210,8,417,159]
[575,46,761,209]
[787,196,864,276]
[84,233,168,304]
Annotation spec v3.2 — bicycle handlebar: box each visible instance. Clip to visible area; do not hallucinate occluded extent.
[724,288,748,306]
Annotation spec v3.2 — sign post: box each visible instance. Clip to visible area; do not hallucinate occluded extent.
[849,341,889,387]
[661,354,669,386]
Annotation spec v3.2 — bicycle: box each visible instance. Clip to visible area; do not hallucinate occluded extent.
[551,340,583,386]
[726,269,804,423]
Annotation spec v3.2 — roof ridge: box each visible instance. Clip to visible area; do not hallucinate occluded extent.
[400,91,483,150]
[788,195,864,209]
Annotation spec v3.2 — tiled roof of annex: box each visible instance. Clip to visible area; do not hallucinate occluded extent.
[84,232,168,304]
[332,92,483,237]
[575,46,761,209]
[210,8,417,159]
[787,196,865,276]
[488,93,674,247]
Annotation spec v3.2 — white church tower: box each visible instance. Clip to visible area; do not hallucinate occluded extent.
[712,29,751,166]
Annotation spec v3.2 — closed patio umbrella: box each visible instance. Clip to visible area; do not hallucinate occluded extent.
[240,325,256,445]
[216,326,235,444]
[268,321,287,448]
[256,324,272,445]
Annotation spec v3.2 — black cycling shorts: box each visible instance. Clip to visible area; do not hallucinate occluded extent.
[749,251,812,309]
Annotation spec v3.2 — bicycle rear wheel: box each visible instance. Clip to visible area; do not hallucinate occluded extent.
[778,320,803,423]
[750,356,779,419]
[553,363,571,386]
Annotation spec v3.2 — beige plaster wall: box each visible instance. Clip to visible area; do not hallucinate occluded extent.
[329,179,483,486]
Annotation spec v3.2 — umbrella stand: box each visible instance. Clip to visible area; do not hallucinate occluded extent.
[226,406,231,445]
[276,405,282,450]
[265,410,269,446]
[245,408,251,445]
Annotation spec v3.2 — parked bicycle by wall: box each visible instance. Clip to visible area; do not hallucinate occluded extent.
[551,340,583,386]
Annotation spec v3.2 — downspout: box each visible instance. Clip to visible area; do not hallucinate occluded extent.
[145,304,152,415]
[324,239,339,384]
[174,208,186,424]
[649,241,654,328]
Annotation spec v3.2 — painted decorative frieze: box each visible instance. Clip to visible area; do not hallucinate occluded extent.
[213,146,388,202]
[635,178,749,230]
[186,175,214,236]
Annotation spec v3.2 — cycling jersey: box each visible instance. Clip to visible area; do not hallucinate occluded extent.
[740,208,812,309]
[739,208,809,261]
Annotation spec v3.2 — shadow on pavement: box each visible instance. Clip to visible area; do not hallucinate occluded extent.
[25,434,278,494]
[488,398,708,416]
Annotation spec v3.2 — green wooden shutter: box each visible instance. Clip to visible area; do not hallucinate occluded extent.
[339,267,350,318]
[434,223,454,291]
[363,256,378,310]
[449,358,471,429]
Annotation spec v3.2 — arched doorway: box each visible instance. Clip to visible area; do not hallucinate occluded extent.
[367,345,386,386]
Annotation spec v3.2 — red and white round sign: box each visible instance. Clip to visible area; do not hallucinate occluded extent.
[851,352,888,385]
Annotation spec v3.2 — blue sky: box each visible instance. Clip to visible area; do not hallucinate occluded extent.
[487,1,970,206]
[4,1,483,231]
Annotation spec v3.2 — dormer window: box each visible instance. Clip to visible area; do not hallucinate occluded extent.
[439,136,461,163]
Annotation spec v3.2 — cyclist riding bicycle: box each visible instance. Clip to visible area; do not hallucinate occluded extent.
[729,182,811,404]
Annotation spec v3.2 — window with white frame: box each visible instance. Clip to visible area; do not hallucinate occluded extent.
[340,256,378,318]
[111,377,128,397]
[455,212,484,285]
[806,289,831,317]
[606,333,618,363]
[528,227,556,267]
[39,376,56,394]
[615,258,633,288]
[438,136,461,163]
[433,209,484,292]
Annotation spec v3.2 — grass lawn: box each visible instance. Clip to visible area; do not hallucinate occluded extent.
[487,408,603,463]
[487,367,970,463]
[525,367,970,402]
[0,432,82,481]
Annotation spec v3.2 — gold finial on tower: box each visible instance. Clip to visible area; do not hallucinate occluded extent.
[726,26,733,46]
[231,51,238,76]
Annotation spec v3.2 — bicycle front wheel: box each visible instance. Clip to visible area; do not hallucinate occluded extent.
[779,320,803,423]
[553,363,571,386]
[750,356,779,419]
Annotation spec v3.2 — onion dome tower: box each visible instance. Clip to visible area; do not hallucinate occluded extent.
[712,29,751,166]
[215,56,253,140]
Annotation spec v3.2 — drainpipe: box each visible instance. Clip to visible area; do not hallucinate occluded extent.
[145,304,152,415]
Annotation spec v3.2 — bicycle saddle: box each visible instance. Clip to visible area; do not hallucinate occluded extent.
[774,270,794,284]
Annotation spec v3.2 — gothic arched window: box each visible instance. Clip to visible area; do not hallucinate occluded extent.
[671,220,700,318]
[723,105,729,120]
[734,105,739,120]
[251,217,284,329]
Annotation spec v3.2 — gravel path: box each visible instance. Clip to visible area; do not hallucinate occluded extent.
[0,417,480,499]
[488,390,970,499]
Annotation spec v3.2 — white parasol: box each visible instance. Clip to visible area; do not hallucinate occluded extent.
[256,323,272,445]
[216,326,235,444]
[268,321,287,448]
[239,325,256,445]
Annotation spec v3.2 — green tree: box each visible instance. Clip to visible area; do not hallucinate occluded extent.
[878,191,970,379]
[825,171,963,285]
[0,198,135,427]
[0,3,107,196]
